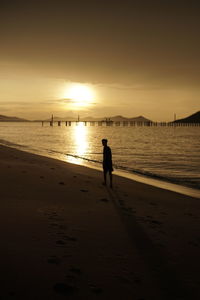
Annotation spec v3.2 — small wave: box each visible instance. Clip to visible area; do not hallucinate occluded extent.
[45,149,102,164]
[114,164,200,190]
[0,139,28,149]
[46,148,200,190]
[1,141,199,191]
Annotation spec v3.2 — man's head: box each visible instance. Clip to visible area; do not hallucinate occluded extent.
[102,138,108,146]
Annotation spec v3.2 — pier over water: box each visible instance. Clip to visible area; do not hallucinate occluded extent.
[43,120,200,127]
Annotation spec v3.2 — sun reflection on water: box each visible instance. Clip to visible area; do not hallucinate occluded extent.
[66,122,88,164]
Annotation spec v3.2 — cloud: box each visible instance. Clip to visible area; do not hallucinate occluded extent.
[44,98,76,104]
[96,83,164,91]
[59,98,76,104]
[45,98,97,106]
[0,101,32,105]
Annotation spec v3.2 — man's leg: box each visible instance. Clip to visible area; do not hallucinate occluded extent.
[109,171,112,188]
[103,170,107,185]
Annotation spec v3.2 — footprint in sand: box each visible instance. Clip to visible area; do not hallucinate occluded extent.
[63,235,77,242]
[47,257,62,265]
[48,215,59,220]
[89,285,103,294]
[121,207,132,214]
[146,219,162,227]
[57,231,65,235]
[80,189,88,192]
[56,240,65,245]
[54,283,77,295]
[59,181,65,185]
[149,202,157,206]
[188,241,199,247]
[158,230,167,235]
[69,266,82,275]
[40,175,44,179]
[115,275,131,284]
[100,198,109,202]
[126,207,133,212]
[49,223,59,228]
[65,274,77,285]
[134,277,142,284]
[184,213,198,219]
[51,212,58,216]
[58,224,67,230]
[151,220,162,225]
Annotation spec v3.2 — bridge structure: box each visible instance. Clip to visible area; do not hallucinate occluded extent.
[42,120,200,127]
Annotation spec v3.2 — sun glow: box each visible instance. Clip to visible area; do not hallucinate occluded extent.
[63,83,94,108]
[74,123,88,156]
[65,123,88,165]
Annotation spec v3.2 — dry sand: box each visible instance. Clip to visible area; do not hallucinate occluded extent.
[0,144,200,299]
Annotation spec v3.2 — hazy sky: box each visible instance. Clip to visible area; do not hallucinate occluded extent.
[0,0,199,121]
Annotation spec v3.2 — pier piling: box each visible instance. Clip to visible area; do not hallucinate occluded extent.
[44,120,199,127]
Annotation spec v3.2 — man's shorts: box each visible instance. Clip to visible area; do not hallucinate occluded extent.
[103,162,113,172]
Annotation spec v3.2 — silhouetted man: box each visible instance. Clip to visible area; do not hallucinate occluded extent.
[102,139,113,188]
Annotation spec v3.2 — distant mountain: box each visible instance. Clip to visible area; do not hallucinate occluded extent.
[82,115,152,122]
[109,115,129,122]
[43,116,77,121]
[128,116,152,122]
[42,115,153,122]
[109,115,152,122]
[81,116,102,121]
[173,111,200,123]
[0,115,28,122]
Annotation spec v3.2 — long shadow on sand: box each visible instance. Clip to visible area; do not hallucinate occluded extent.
[106,187,196,300]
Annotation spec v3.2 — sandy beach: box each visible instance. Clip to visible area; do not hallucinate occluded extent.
[0,144,200,299]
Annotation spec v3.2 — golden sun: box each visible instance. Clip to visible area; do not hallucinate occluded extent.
[64,83,94,107]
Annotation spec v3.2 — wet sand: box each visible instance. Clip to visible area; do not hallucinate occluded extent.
[0,144,200,299]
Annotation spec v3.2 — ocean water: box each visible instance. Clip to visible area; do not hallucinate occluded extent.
[0,122,200,190]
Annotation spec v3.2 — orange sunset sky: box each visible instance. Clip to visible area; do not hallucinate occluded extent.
[0,0,199,121]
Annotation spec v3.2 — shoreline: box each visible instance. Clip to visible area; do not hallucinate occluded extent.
[0,144,200,298]
[1,141,200,199]
[114,169,200,199]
